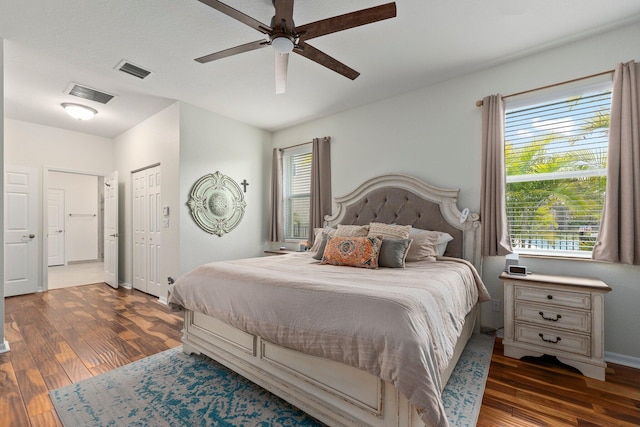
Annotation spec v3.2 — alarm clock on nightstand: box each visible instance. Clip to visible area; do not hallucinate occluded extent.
[507,265,529,275]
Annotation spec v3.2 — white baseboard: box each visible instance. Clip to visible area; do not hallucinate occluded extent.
[605,351,640,369]
[158,296,168,305]
[0,340,10,354]
[120,282,133,290]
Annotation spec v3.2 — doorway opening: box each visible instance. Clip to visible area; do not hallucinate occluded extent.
[45,170,105,290]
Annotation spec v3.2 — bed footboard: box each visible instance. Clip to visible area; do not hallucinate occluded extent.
[181,309,428,427]
[180,306,478,427]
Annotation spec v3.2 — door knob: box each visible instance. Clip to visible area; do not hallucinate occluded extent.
[23,234,35,239]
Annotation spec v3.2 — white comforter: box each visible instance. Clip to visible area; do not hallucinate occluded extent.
[168,252,490,427]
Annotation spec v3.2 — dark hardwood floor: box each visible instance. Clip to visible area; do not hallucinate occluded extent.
[2,283,639,426]
[478,338,640,427]
[1,284,182,426]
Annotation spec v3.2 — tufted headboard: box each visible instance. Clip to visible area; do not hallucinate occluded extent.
[325,174,481,268]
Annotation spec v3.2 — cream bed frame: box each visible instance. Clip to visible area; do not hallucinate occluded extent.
[180,174,482,427]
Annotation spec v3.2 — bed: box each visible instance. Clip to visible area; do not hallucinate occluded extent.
[168,174,490,427]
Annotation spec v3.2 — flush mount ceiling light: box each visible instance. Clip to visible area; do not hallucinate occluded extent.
[61,102,97,120]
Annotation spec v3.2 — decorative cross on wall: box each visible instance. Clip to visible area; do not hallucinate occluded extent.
[241,179,249,193]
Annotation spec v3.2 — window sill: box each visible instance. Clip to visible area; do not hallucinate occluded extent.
[514,250,594,262]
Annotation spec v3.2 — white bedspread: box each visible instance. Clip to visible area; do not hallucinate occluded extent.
[168,252,490,427]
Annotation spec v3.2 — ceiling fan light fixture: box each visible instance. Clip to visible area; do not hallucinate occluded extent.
[271,35,294,54]
[61,102,98,120]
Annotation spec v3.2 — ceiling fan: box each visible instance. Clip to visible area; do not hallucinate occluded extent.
[195,0,397,94]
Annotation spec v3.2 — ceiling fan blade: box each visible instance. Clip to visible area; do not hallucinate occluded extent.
[273,0,295,32]
[197,0,271,34]
[294,42,359,80]
[296,2,396,41]
[195,40,268,63]
[275,52,289,94]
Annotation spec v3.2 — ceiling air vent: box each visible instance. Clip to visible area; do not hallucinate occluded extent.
[116,60,153,79]
[65,83,115,104]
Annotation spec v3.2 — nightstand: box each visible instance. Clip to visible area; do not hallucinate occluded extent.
[500,272,611,380]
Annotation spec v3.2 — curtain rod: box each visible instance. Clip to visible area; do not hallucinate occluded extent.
[475,69,614,107]
[278,136,330,151]
[279,141,311,151]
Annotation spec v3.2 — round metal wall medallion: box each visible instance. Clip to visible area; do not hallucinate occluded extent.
[187,172,246,236]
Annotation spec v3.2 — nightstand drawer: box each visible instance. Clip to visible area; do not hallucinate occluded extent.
[514,285,591,310]
[515,302,591,333]
[514,323,591,357]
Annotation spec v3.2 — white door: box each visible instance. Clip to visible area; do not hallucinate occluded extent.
[132,165,162,297]
[4,166,39,297]
[47,188,65,266]
[147,167,162,297]
[104,172,118,288]
[132,170,146,291]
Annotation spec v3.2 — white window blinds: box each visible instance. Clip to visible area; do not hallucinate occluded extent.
[283,146,312,240]
[504,85,612,256]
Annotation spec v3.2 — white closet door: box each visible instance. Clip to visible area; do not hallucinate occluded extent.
[132,170,147,292]
[146,167,162,297]
[132,165,161,297]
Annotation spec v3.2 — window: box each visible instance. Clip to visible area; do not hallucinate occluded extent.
[504,80,612,257]
[282,146,312,240]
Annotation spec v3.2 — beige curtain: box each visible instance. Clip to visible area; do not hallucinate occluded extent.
[309,137,332,243]
[269,148,284,242]
[592,61,640,265]
[480,94,513,256]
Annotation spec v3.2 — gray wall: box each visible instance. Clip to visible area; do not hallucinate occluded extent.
[178,102,272,274]
[114,101,272,298]
[113,102,181,299]
[272,22,640,361]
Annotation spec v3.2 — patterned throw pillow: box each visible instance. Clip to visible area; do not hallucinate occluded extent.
[368,222,411,240]
[321,236,382,269]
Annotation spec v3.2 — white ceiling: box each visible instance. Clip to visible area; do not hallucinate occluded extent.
[1,0,639,139]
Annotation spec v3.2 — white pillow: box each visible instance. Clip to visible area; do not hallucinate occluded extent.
[409,227,453,256]
[368,222,411,240]
[335,224,370,237]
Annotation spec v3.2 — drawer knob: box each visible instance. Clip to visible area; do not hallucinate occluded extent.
[547,295,553,300]
[539,333,561,344]
[539,311,562,322]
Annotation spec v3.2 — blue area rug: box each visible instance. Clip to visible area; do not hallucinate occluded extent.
[50,334,494,426]
[442,333,495,426]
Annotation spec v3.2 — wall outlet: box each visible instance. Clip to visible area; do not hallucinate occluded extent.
[491,299,503,312]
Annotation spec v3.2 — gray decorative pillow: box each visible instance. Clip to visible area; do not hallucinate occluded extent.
[310,227,336,252]
[312,233,332,260]
[378,238,413,268]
